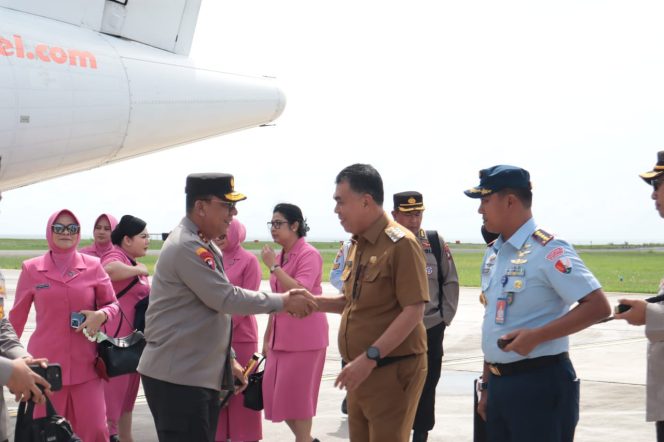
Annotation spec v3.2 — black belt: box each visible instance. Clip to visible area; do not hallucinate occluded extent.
[377,354,415,368]
[487,352,569,377]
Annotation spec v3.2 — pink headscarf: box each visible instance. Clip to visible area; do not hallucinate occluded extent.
[80,213,118,258]
[93,213,118,255]
[47,209,81,274]
[221,219,260,289]
[222,219,246,257]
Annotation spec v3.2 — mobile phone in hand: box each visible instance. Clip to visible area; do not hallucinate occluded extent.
[70,312,85,329]
[29,363,62,391]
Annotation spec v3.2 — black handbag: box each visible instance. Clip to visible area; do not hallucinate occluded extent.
[242,356,265,411]
[133,296,149,332]
[14,396,82,442]
[114,275,150,332]
[95,308,146,380]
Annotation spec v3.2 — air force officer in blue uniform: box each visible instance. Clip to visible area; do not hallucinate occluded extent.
[465,165,611,442]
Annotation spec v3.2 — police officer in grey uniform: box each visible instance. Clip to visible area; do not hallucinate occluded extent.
[0,298,51,442]
[138,173,317,442]
[391,191,459,442]
[465,165,611,442]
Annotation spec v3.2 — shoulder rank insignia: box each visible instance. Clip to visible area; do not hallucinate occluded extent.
[385,226,405,242]
[531,229,554,246]
[196,247,216,270]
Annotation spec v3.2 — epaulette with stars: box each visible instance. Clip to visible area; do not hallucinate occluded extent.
[531,229,554,246]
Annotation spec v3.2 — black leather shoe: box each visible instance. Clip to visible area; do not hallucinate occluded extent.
[412,431,428,442]
[341,397,347,415]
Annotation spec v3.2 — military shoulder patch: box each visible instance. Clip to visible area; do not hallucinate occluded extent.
[195,247,216,270]
[385,226,405,242]
[531,229,554,246]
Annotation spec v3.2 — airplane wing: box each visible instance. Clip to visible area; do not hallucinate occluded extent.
[0,0,200,55]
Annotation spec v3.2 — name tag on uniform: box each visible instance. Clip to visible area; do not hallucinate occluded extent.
[495,298,507,324]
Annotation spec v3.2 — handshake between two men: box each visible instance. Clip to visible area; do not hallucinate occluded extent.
[280,288,320,318]
[230,288,321,393]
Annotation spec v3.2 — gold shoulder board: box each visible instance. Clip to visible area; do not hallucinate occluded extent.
[531,229,554,246]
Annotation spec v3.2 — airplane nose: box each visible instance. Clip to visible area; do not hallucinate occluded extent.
[272,85,287,121]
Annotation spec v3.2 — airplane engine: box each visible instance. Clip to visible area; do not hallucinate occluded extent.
[0,7,285,190]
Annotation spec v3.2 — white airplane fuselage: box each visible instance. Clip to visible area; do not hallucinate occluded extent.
[0,7,285,190]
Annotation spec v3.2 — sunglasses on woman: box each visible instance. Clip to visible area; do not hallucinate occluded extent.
[51,223,81,235]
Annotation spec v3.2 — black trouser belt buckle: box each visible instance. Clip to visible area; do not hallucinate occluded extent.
[377,354,415,368]
[488,352,569,377]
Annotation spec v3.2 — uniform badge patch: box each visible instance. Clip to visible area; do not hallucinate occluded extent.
[444,244,452,260]
[35,283,50,290]
[196,247,216,270]
[426,265,433,275]
[546,247,565,261]
[554,257,572,274]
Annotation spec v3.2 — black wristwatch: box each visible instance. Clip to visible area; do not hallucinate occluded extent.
[366,346,381,363]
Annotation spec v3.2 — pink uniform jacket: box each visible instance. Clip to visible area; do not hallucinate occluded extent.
[79,213,118,259]
[101,246,150,337]
[268,237,329,351]
[223,220,261,343]
[9,210,119,386]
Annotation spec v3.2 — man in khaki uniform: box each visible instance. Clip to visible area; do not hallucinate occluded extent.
[315,164,429,442]
[392,191,459,442]
[138,173,316,442]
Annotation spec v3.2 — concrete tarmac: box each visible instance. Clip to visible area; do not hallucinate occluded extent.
[0,270,655,441]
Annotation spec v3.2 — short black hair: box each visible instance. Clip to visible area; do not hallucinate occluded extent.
[335,163,384,206]
[498,187,533,209]
[186,194,213,213]
[273,203,309,238]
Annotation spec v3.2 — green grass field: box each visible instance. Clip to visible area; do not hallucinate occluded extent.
[0,239,662,293]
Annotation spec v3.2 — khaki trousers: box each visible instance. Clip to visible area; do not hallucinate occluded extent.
[347,353,427,442]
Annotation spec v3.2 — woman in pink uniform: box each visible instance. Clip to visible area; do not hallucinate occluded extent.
[214,219,263,442]
[80,213,118,259]
[9,209,119,442]
[101,215,150,442]
[261,203,328,442]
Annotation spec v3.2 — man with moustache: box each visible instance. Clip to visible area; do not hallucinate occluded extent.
[314,164,429,441]
[615,151,664,442]
[465,165,610,442]
[138,173,317,442]
[391,191,459,442]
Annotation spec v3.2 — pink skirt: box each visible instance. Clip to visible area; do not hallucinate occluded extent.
[104,372,141,435]
[216,341,262,441]
[263,348,326,422]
